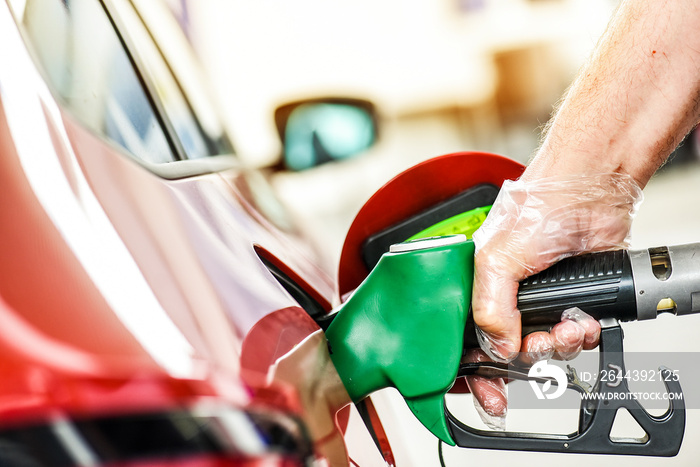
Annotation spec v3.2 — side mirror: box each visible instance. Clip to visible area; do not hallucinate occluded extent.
[274,98,378,171]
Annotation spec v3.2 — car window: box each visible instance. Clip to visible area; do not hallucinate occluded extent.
[107,0,232,159]
[121,0,234,158]
[11,0,177,164]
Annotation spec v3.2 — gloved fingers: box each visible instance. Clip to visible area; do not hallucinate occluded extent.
[467,375,507,431]
[561,307,601,350]
[514,307,603,366]
[474,315,521,363]
[550,307,602,360]
[472,252,522,362]
[519,331,555,365]
[464,309,599,428]
[519,308,601,364]
[464,349,507,430]
[551,319,586,360]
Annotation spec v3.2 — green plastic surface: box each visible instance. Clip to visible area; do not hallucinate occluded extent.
[408,205,491,241]
[325,238,475,445]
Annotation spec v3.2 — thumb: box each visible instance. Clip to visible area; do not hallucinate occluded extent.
[471,254,522,361]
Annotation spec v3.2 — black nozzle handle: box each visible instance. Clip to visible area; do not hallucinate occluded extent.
[463,249,637,349]
[517,249,637,326]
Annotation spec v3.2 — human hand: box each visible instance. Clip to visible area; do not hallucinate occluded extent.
[466,172,643,426]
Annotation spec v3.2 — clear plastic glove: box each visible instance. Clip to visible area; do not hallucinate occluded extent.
[467,172,643,426]
[464,348,508,430]
[464,308,599,430]
[520,307,601,364]
[472,172,642,360]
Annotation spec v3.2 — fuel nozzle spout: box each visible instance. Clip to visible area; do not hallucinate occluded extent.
[325,235,474,445]
[630,243,700,319]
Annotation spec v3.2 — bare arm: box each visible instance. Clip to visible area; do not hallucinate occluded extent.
[528,0,700,185]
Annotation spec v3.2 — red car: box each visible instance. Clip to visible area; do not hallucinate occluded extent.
[10,1,694,466]
[0,0,393,465]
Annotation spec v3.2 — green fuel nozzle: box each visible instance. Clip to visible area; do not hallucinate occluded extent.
[326,234,698,452]
[324,150,692,455]
[325,235,474,445]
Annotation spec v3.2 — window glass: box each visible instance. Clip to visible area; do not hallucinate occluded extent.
[117,0,233,159]
[107,0,218,159]
[12,0,176,164]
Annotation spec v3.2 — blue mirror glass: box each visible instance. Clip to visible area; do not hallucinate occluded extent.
[283,103,375,171]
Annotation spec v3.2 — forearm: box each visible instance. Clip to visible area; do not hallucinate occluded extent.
[468,1,689,408]
[526,0,700,187]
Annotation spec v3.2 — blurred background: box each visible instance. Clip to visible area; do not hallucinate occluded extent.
[184,0,627,271]
[176,0,699,273]
[168,0,700,465]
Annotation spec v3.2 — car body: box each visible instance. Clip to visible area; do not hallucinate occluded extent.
[0,0,393,465]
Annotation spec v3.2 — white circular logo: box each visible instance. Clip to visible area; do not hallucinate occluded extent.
[528,360,567,400]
